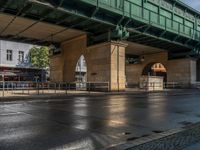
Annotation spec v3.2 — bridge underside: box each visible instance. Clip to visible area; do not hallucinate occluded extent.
[0,0,200,91]
[49,35,198,91]
[0,0,199,59]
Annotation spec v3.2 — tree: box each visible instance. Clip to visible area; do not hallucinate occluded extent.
[30,46,49,69]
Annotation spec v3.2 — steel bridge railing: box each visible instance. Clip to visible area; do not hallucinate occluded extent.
[82,0,200,42]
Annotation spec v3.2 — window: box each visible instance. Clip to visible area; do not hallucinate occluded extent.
[18,51,24,62]
[6,50,12,61]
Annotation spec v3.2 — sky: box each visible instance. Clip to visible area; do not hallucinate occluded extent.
[182,0,200,11]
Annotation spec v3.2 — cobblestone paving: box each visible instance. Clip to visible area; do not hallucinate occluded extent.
[110,123,200,150]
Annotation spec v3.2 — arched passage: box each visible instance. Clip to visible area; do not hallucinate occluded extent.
[75,55,87,83]
[142,62,167,82]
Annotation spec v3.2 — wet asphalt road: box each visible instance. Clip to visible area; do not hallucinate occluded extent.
[1,92,200,150]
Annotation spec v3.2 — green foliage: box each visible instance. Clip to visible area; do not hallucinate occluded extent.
[30,46,49,69]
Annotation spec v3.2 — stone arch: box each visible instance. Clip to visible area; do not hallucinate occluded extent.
[61,35,88,82]
[142,62,167,82]
[75,54,87,82]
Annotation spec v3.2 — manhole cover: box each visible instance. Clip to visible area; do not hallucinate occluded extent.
[152,130,163,133]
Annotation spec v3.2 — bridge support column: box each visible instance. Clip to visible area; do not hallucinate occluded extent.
[50,35,127,91]
[50,35,87,83]
[167,58,197,86]
[87,41,127,91]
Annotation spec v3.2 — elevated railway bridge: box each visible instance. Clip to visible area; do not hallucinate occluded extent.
[0,0,200,91]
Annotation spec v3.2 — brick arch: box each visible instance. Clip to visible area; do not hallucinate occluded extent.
[74,54,88,81]
[138,53,168,77]
[142,62,167,75]
[50,35,127,91]
[141,62,167,82]
[126,52,168,85]
[61,35,88,82]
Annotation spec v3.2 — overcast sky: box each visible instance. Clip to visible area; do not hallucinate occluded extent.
[182,0,200,11]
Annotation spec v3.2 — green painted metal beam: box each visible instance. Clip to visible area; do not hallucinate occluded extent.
[0,0,200,58]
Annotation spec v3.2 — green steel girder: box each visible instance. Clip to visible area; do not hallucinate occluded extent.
[127,27,193,50]
[0,0,199,58]
[173,35,180,42]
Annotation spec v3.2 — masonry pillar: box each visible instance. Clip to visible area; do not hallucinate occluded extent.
[87,41,127,91]
[62,35,87,82]
[49,54,64,82]
[50,35,87,82]
[50,35,127,91]
[167,58,197,86]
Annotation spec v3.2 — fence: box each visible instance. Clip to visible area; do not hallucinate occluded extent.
[0,81,110,97]
[126,82,197,91]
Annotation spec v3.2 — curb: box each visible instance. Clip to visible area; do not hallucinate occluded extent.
[108,123,200,150]
[0,89,200,102]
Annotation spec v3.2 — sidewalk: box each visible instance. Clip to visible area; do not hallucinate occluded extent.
[184,142,200,150]
[0,88,200,102]
[109,122,200,150]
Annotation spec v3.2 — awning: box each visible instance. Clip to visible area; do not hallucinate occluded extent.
[0,72,17,76]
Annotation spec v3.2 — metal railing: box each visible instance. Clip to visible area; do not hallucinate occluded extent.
[82,0,200,41]
[127,81,195,90]
[0,81,110,97]
[140,81,164,91]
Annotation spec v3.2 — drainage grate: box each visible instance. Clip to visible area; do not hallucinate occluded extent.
[152,130,163,133]
[141,134,150,137]
[123,132,131,135]
[179,121,193,126]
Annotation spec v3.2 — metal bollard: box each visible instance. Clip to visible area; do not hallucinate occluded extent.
[37,82,39,95]
[55,83,56,94]
[47,83,50,93]
[88,82,91,94]
[28,83,30,95]
[12,83,14,94]
[42,83,44,94]
[23,84,25,94]
[2,80,5,97]
[65,83,68,95]
[58,83,60,94]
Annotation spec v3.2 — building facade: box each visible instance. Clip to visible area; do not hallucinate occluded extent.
[0,40,45,81]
